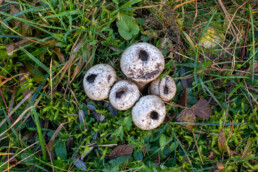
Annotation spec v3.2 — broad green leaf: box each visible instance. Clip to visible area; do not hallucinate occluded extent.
[159,134,166,151]
[124,116,132,130]
[133,151,143,161]
[55,141,67,159]
[112,126,124,140]
[170,141,179,152]
[116,14,139,40]
[19,47,50,74]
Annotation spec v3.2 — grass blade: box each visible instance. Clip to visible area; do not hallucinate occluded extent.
[19,47,50,74]
[29,96,47,160]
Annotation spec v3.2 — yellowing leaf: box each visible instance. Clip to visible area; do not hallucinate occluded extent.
[175,18,183,28]
[217,162,225,170]
[218,129,226,153]
[241,138,253,158]
[24,62,45,82]
[199,26,224,49]
[177,109,196,129]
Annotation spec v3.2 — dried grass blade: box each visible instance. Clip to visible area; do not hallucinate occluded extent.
[0,141,39,169]
[0,106,34,138]
[0,91,33,128]
[47,121,70,159]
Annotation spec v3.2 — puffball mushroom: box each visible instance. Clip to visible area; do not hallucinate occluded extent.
[149,75,177,102]
[132,95,166,130]
[120,43,165,90]
[109,80,140,110]
[83,64,117,101]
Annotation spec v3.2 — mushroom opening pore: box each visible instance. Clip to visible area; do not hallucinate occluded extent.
[150,111,159,120]
[116,90,125,99]
[164,85,169,94]
[86,74,97,83]
[139,50,149,61]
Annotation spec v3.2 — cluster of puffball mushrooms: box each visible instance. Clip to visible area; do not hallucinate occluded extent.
[83,43,176,130]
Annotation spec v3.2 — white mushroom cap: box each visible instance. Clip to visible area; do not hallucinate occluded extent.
[120,43,165,90]
[149,75,177,102]
[109,80,140,110]
[83,64,117,101]
[132,95,166,130]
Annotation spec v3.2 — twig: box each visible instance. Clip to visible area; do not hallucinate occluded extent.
[240,14,251,60]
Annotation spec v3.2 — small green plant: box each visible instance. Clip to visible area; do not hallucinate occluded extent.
[0,0,257,171]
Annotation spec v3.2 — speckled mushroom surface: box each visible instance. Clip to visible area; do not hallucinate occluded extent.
[120,43,165,89]
[83,64,117,101]
[109,80,140,110]
[132,95,166,130]
[149,75,177,102]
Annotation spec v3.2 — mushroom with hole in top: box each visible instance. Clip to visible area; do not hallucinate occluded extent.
[109,80,140,111]
[149,75,177,102]
[120,43,165,91]
[132,95,166,130]
[83,64,117,101]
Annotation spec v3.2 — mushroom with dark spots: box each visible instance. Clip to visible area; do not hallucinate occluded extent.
[149,75,176,102]
[109,80,140,111]
[139,50,148,61]
[132,95,166,130]
[120,43,165,91]
[150,111,159,120]
[83,64,117,101]
[86,74,97,83]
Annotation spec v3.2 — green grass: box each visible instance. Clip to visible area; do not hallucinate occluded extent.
[0,0,257,171]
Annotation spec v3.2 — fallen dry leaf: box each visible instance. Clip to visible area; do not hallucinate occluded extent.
[22,22,31,36]
[208,151,215,160]
[177,109,196,129]
[41,40,58,47]
[6,39,33,56]
[192,99,212,120]
[10,5,22,27]
[179,88,187,106]
[109,145,133,159]
[52,48,65,63]
[6,43,16,56]
[72,57,84,78]
[218,129,226,153]
[217,162,225,170]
